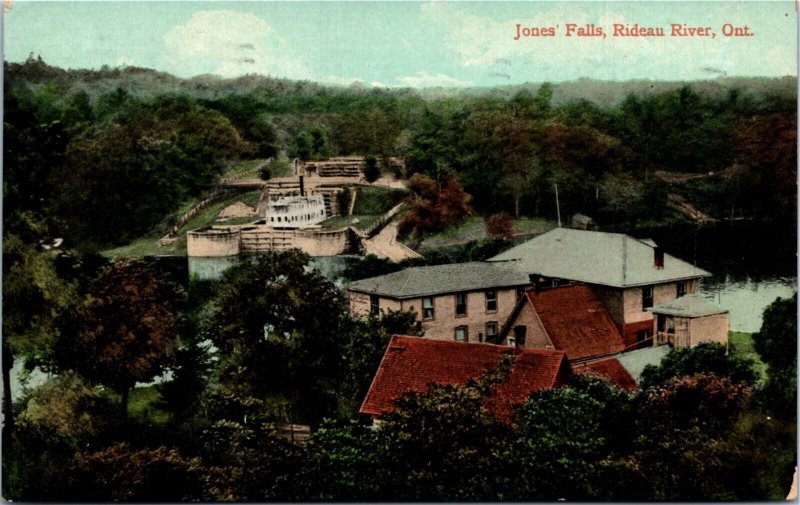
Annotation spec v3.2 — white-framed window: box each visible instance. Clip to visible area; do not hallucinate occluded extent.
[486,322,498,340]
[508,337,516,347]
[455,292,467,316]
[642,286,654,310]
[486,290,497,312]
[455,326,468,342]
[422,297,434,320]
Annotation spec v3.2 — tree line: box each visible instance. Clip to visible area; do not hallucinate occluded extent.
[4,59,796,254]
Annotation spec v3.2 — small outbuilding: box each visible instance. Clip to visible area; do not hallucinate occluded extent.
[647,294,728,349]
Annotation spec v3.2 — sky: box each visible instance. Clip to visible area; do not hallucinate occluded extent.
[3,1,798,88]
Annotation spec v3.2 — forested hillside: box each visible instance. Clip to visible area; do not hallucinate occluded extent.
[5,57,795,253]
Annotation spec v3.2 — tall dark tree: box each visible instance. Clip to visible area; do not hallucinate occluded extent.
[753,293,797,418]
[205,250,352,425]
[59,259,184,416]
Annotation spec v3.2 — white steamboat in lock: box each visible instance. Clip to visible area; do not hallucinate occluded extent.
[266,194,327,228]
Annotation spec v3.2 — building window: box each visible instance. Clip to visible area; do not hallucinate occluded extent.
[486,290,497,312]
[486,322,498,341]
[370,295,380,316]
[677,282,686,298]
[508,337,516,348]
[455,293,467,316]
[455,326,468,342]
[422,297,434,320]
[642,286,654,310]
[513,325,527,347]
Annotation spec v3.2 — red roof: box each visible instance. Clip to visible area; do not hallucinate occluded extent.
[573,358,638,391]
[527,285,625,361]
[360,336,569,423]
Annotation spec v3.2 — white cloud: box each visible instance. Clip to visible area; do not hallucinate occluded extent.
[163,10,311,79]
[395,71,472,88]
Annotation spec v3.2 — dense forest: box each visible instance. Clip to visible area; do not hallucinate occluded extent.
[3,58,797,500]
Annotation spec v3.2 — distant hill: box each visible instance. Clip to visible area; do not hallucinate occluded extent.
[5,57,796,108]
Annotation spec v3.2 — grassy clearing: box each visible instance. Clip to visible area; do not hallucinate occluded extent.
[729,331,768,383]
[128,385,170,424]
[221,159,268,178]
[413,216,557,249]
[100,385,170,425]
[176,190,261,235]
[352,186,407,215]
[512,217,557,236]
[321,215,380,231]
[102,236,187,260]
[102,190,261,259]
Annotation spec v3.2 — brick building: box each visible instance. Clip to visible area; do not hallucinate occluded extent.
[496,284,626,363]
[347,261,531,343]
[489,228,711,349]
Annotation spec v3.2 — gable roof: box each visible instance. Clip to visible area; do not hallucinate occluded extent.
[526,285,625,362]
[573,358,638,391]
[647,294,728,317]
[346,261,530,299]
[488,228,711,288]
[360,336,569,422]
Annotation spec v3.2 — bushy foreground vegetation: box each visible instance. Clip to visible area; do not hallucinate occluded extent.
[3,242,796,500]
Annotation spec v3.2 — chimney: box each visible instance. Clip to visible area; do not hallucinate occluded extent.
[299,175,305,197]
[654,246,664,269]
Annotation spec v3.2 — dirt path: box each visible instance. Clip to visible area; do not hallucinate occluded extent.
[666,193,717,223]
[362,221,421,262]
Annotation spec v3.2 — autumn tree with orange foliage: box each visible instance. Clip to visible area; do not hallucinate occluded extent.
[398,172,472,238]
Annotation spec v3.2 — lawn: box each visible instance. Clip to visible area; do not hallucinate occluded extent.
[729,331,768,383]
[414,216,556,250]
[221,158,269,178]
[100,385,170,425]
[321,214,380,231]
[102,190,261,259]
[176,190,261,235]
[352,186,408,215]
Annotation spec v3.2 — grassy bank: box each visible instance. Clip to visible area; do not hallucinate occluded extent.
[729,331,768,383]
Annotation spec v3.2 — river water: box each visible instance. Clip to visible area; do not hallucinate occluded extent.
[635,220,797,333]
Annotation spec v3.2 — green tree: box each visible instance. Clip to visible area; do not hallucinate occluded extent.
[624,374,756,500]
[302,419,382,500]
[752,293,797,418]
[512,375,635,500]
[205,250,351,425]
[363,155,380,183]
[2,233,79,432]
[370,357,516,501]
[200,419,306,501]
[639,342,757,390]
[342,310,422,411]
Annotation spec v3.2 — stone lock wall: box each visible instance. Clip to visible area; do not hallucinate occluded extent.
[186,228,242,257]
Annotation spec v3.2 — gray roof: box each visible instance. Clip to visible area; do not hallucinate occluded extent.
[647,294,728,317]
[488,228,711,288]
[347,261,530,299]
[616,345,671,381]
